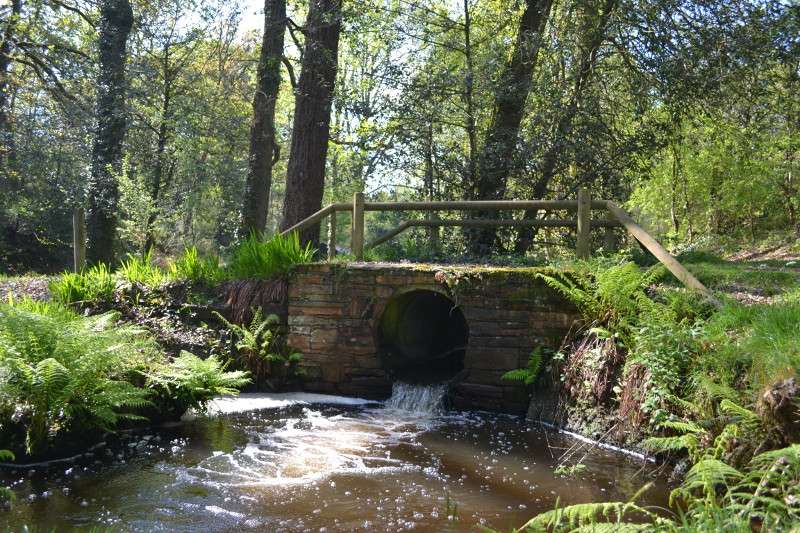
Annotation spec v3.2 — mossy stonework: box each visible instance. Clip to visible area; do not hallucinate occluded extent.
[287,263,579,412]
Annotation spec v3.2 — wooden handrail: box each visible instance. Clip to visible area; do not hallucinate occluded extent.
[279,198,609,238]
[277,192,718,302]
[605,201,719,304]
[364,199,608,211]
[279,203,348,237]
[365,218,621,250]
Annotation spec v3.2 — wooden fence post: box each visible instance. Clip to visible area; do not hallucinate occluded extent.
[576,187,591,259]
[73,207,86,272]
[352,192,365,260]
[603,207,617,253]
[327,211,337,260]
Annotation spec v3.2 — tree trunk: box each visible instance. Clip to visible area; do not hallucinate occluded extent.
[513,0,617,254]
[242,0,287,237]
[144,42,175,254]
[280,0,342,248]
[466,0,553,255]
[86,0,134,265]
[0,0,21,167]
[461,0,478,195]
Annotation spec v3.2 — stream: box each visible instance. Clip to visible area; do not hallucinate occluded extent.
[0,383,669,531]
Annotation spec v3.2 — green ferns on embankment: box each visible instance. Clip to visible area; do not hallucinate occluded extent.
[504,257,800,531]
[0,300,249,462]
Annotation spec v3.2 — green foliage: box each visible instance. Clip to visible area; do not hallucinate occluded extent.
[214,308,303,388]
[146,351,250,412]
[168,247,222,285]
[228,232,316,280]
[506,484,665,532]
[118,249,166,286]
[49,263,116,304]
[0,300,251,458]
[535,261,663,342]
[693,297,800,405]
[553,463,587,477]
[502,348,545,386]
[512,429,800,532]
[626,320,703,426]
[0,303,158,456]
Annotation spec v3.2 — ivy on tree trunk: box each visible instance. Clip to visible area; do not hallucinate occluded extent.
[86,0,133,266]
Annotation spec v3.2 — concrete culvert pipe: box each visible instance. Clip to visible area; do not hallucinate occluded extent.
[377,290,469,384]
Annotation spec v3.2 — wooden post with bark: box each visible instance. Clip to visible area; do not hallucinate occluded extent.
[576,187,591,259]
[73,207,86,272]
[351,192,365,260]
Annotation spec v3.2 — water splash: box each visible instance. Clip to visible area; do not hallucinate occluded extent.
[384,382,448,414]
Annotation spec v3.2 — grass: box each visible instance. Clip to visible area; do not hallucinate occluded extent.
[168,246,223,285]
[49,263,116,304]
[652,252,800,295]
[118,249,166,286]
[694,289,800,402]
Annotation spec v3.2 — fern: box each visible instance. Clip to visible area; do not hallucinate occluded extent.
[502,348,545,386]
[0,303,160,456]
[513,484,665,532]
[146,351,250,412]
[214,308,302,387]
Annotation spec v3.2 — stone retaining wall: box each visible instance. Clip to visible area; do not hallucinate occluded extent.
[287,263,579,413]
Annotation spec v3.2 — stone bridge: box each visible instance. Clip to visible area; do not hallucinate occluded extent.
[286,263,579,413]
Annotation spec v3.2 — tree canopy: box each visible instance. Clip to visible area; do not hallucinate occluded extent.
[0,0,797,271]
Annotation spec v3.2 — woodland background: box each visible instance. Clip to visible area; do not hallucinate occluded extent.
[0,0,797,272]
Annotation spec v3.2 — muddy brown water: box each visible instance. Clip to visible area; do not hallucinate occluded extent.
[1,385,670,532]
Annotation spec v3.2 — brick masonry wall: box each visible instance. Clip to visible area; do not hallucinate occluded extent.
[287,263,579,413]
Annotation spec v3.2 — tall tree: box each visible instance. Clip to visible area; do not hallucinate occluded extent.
[466,0,553,255]
[280,0,342,247]
[0,0,22,167]
[241,0,287,237]
[514,0,618,253]
[86,0,134,265]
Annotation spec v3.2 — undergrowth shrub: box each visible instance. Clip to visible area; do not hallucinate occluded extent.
[214,308,304,390]
[118,249,165,286]
[504,408,800,532]
[535,260,664,343]
[146,351,249,415]
[502,348,545,386]
[228,232,315,279]
[0,303,158,456]
[168,247,222,285]
[50,263,116,304]
[0,301,250,459]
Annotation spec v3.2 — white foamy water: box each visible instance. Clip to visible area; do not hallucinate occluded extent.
[176,384,450,489]
[384,382,448,414]
[203,392,375,414]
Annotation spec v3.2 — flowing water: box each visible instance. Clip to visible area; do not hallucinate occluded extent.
[1,384,669,532]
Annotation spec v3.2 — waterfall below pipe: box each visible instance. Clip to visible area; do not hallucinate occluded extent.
[384,382,448,414]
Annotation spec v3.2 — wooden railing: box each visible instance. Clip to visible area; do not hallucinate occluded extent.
[279,187,716,301]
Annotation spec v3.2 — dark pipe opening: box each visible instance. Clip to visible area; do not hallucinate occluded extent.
[377,290,469,384]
